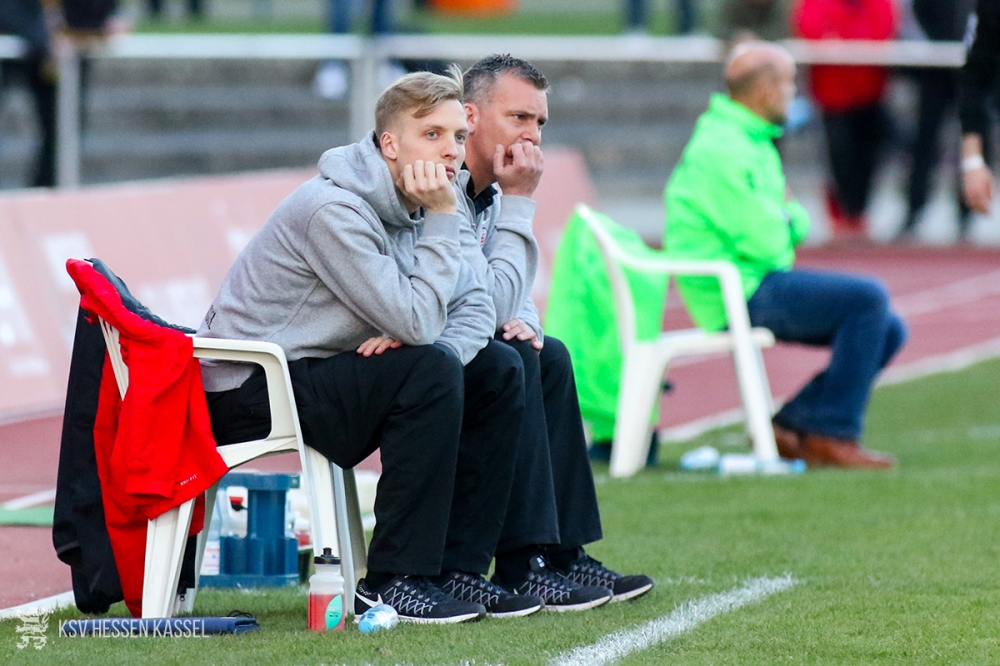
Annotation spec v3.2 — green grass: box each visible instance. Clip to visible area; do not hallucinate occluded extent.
[5,358,1000,664]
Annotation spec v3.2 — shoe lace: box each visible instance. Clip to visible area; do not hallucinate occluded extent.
[532,567,576,593]
[385,576,450,614]
[568,554,621,586]
[407,576,450,603]
[446,572,503,605]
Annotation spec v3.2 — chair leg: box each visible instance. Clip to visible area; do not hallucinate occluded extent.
[753,345,776,417]
[732,341,779,462]
[300,446,339,554]
[610,347,667,478]
[178,484,221,615]
[142,499,195,618]
[334,465,366,617]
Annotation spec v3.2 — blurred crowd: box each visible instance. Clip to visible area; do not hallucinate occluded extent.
[705,0,979,242]
[0,0,987,245]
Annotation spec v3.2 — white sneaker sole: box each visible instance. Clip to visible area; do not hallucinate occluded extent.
[397,610,485,625]
[488,602,545,618]
[611,581,654,602]
[542,593,612,612]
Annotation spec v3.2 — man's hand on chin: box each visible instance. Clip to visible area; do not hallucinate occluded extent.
[493,141,543,198]
[399,160,458,214]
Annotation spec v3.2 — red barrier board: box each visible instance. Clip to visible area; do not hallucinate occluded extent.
[0,147,594,421]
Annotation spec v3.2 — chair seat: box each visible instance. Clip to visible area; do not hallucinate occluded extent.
[646,326,775,359]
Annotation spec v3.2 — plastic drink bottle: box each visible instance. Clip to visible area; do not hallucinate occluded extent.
[357,604,399,634]
[307,548,345,631]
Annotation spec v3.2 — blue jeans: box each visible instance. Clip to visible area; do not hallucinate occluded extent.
[746,269,907,440]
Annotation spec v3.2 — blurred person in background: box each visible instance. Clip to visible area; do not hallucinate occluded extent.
[313,0,414,100]
[959,0,1000,215]
[625,0,697,34]
[718,0,791,43]
[897,0,979,241]
[0,0,120,188]
[0,0,57,187]
[146,0,202,21]
[665,42,906,469]
[792,0,897,238]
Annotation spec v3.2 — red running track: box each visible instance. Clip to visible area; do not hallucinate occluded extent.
[1,245,998,611]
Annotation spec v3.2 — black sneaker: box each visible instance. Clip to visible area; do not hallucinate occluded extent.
[435,571,544,618]
[556,553,654,602]
[355,575,486,624]
[491,554,611,612]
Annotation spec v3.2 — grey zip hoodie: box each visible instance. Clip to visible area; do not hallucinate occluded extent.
[199,133,495,392]
[455,170,543,341]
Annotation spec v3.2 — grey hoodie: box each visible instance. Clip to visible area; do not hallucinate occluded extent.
[455,170,543,342]
[199,133,495,392]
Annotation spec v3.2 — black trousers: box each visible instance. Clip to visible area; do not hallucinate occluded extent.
[1,56,56,187]
[497,336,602,555]
[205,341,523,577]
[903,68,984,235]
[822,103,890,217]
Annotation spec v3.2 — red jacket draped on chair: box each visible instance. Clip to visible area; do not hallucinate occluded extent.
[66,258,228,617]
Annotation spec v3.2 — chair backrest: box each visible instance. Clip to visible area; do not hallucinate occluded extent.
[576,204,646,349]
[67,258,195,400]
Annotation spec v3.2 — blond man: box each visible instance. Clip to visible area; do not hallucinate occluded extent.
[199,70,536,623]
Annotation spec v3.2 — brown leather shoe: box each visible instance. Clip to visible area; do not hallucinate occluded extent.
[772,423,803,460]
[799,434,896,470]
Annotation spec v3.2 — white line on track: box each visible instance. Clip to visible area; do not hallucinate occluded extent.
[0,591,75,622]
[549,575,798,666]
[658,271,1000,370]
[891,269,1000,318]
[659,336,1000,443]
[2,488,56,510]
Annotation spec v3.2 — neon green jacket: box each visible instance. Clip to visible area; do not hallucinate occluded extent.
[664,94,810,331]
[545,208,667,441]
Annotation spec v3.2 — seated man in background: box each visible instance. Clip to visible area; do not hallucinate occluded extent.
[664,42,907,469]
[458,53,654,605]
[199,69,537,623]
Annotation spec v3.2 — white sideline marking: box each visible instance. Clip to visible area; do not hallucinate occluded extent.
[549,575,798,666]
[877,336,1000,386]
[891,269,1000,318]
[658,407,748,442]
[0,591,74,622]
[658,337,1000,443]
[659,271,1000,372]
[2,488,56,510]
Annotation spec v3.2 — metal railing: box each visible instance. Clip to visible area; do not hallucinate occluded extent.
[0,33,968,189]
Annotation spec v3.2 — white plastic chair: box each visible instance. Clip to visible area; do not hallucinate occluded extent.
[576,205,779,478]
[95,299,367,619]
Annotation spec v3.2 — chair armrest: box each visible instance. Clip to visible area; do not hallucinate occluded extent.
[611,254,751,331]
[190,337,297,441]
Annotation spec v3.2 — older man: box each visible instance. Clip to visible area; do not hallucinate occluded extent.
[665,42,907,469]
[458,54,654,607]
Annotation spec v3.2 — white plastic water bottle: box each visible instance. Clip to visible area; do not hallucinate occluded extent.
[357,604,399,634]
[308,548,345,631]
[718,453,806,476]
[679,445,721,470]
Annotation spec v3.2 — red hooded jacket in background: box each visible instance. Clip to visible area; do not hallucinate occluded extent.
[67,259,229,617]
[792,0,898,112]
